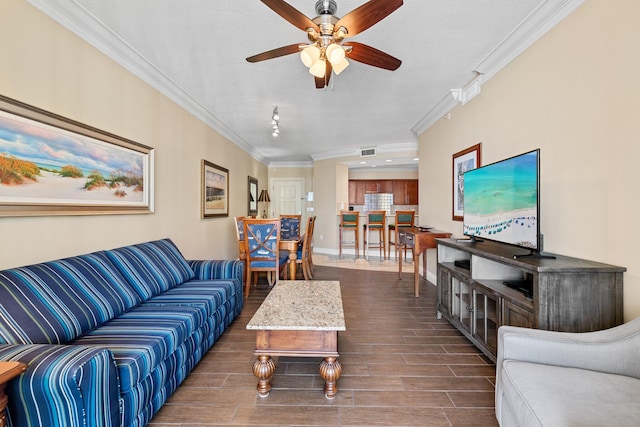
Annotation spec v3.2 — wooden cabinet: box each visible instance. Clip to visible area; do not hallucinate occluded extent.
[406,180,419,204]
[437,239,625,362]
[392,180,419,205]
[349,179,418,205]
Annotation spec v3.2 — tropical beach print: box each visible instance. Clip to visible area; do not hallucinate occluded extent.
[0,110,146,205]
[462,151,538,249]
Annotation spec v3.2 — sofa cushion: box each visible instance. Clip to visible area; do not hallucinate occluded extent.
[142,280,238,318]
[105,238,195,299]
[73,304,206,392]
[501,360,640,427]
[0,252,142,345]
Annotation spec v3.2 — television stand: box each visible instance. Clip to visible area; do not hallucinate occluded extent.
[436,238,625,362]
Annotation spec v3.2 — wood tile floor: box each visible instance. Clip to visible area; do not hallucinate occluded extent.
[149,264,498,426]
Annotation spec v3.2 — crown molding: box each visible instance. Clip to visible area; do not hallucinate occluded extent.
[411,0,585,136]
[267,161,314,168]
[310,142,418,161]
[26,0,267,165]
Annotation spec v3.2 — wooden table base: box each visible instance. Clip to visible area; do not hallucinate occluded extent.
[252,353,342,399]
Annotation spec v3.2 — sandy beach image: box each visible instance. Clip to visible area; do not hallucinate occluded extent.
[0,169,144,205]
[463,207,537,248]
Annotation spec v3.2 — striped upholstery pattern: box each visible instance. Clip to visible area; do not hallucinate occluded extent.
[0,344,119,427]
[0,252,142,345]
[0,240,243,427]
[106,239,195,299]
[189,259,243,281]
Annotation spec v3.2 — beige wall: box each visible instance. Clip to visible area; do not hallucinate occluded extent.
[0,0,267,269]
[420,0,640,320]
[349,169,418,180]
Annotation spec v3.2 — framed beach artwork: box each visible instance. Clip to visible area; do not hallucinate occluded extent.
[248,176,258,217]
[0,95,154,217]
[201,160,229,218]
[452,143,481,221]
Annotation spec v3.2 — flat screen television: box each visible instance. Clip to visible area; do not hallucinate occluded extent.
[462,149,548,257]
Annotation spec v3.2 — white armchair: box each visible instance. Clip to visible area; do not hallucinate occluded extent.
[495,316,640,426]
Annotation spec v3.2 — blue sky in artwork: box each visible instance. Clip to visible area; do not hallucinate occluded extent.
[0,113,143,176]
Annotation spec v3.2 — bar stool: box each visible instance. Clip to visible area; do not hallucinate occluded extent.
[388,210,415,261]
[363,210,387,260]
[339,211,360,259]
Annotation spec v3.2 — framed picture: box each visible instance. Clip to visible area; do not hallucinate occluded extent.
[248,176,258,217]
[452,143,481,221]
[201,160,228,218]
[0,95,154,217]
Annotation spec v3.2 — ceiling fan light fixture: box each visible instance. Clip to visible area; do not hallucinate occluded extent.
[332,58,349,75]
[309,59,326,78]
[326,43,345,65]
[300,45,321,67]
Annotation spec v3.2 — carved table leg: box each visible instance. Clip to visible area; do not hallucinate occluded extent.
[252,355,276,397]
[319,356,342,399]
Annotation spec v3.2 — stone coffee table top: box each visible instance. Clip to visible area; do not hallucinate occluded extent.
[246,280,345,331]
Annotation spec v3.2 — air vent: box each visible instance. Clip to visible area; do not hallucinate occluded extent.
[360,147,376,157]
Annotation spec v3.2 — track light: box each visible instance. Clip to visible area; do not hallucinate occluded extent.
[271,106,280,137]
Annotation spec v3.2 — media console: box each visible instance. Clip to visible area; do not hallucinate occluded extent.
[436,238,625,362]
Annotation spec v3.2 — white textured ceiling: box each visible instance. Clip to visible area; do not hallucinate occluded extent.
[28,0,583,168]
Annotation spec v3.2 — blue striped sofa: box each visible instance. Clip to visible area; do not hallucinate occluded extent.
[0,238,244,427]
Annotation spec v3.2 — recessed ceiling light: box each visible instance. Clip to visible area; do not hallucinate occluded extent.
[386,159,392,162]
[413,157,419,161]
[360,161,366,164]
[371,165,377,168]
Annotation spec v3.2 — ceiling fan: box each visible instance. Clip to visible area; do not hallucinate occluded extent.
[246,0,403,89]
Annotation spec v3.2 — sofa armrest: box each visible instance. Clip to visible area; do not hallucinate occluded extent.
[495,317,640,425]
[188,259,244,281]
[0,344,120,427]
[497,317,640,380]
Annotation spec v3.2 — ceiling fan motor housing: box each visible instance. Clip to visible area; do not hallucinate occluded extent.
[315,0,337,15]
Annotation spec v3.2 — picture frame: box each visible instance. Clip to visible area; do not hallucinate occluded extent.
[452,143,482,221]
[248,176,258,217]
[201,160,229,218]
[0,95,154,217]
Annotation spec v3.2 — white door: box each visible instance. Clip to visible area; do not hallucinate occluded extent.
[271,178,304,218]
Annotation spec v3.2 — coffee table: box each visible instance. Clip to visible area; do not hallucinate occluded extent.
[246,280,346,399]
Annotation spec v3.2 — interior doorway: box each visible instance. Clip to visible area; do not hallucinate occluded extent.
[270,177,305,229]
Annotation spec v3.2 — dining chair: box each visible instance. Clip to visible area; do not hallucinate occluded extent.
[243,218,289,297]
[295,216,315,279]
[279,214,301,241]
[234,216,247,284]
[307,215,316,275]
[339,211,360,259]
[363,210,387,260]
[388,210,415,261]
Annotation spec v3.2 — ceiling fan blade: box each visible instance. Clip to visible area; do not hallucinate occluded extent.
[246,44,301,63]
[260,0,320,32]
[315,62,333,89]
[343,42,401,71]
[335,0,403,37]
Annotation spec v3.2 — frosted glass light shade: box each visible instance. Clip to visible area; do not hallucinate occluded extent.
[326,43,345,65]
[332,58,349,75]
[309,59,326,78]
[300,45,320,67]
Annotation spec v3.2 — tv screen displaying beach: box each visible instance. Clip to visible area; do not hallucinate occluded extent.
[462,150,538,249]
